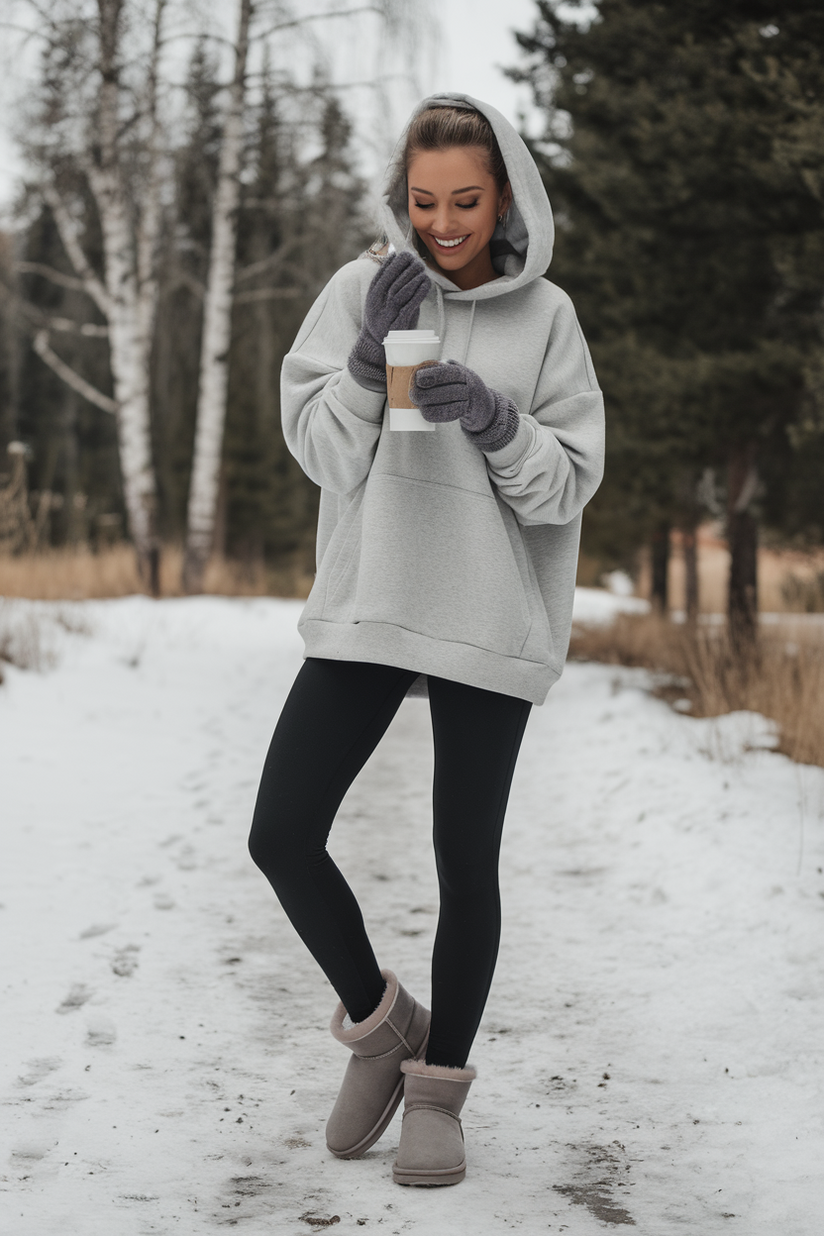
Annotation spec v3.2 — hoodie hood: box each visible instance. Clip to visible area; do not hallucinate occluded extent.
[380,92,554,303]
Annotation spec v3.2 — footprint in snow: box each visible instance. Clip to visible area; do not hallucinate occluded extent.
[17,1057,63,1087]
[11,1141,53,1162]
[86,1015,117,1046]
[79,922,118,939]
[175,845,197,871]
[111,945,140,977]
[153,892,176,910]
[56,983,93,1014]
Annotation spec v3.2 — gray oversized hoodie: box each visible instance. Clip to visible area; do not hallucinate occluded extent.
[280,93,605,706]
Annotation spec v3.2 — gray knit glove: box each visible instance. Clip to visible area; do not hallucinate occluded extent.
[410,360,521,451]
[348,251,431,392]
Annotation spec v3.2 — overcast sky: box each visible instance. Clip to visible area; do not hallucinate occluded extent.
[436,0,545,133]
[0,0,547,213]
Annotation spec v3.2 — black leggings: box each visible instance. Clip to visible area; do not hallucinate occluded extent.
[248,658,531,1068]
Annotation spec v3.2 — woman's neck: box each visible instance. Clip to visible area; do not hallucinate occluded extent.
[424,246,497,291]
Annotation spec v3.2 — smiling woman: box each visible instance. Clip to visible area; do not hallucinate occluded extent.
[399,106,513,290]
[248,91,605,1194]
[407,145,511,289]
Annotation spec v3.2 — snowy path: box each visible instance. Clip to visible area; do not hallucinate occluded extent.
[1,597,822,1236]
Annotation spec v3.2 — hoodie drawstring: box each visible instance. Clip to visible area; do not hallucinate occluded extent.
[431,285,476,366]
[434,283,446,349]
[462,300,476,366]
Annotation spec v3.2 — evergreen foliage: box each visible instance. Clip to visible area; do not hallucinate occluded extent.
[511,1,824,605]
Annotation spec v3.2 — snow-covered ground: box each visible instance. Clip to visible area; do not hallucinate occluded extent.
[1,593,822,1236]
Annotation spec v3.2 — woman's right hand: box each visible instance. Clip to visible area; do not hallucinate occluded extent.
[348,252,431,390]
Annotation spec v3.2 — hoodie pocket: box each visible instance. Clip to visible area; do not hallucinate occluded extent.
[350,473,532,658]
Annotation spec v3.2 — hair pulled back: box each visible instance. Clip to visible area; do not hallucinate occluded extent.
[390,104,509,199]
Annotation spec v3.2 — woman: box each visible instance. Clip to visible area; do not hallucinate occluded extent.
[249,93,604,1187]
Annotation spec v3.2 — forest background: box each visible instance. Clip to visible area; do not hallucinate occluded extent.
[0,0,823,635]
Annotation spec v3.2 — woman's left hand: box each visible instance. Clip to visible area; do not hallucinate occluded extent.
[410,360,520,450]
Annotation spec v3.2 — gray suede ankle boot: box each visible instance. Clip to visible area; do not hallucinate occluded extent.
[326,969,430,1160]
[392,1058,477,1186]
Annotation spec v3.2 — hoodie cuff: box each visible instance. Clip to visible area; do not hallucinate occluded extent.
[337,366,388,422]
[479,414,535,466]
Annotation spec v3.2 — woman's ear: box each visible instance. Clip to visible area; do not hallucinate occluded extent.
[499,181,513,217]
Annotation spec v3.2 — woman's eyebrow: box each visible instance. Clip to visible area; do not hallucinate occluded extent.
[409,185,485,195]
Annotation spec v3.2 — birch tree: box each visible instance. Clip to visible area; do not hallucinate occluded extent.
[15,0,168,591]
[181,0,252,594]
[182,0,425,593]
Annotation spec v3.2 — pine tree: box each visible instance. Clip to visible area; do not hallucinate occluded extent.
[512,0,824,632]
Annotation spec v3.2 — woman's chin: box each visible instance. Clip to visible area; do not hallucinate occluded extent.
[425,246,471,275]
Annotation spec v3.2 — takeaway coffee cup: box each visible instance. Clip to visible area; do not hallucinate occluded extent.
[383,330,441,431]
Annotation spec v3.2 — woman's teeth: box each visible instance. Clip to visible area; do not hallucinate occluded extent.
[434,235,467,248]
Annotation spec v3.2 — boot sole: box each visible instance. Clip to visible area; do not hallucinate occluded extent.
[392,1159,466,1187]
[327,1075,405,1160]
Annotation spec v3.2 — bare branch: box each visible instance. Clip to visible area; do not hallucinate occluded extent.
[42,187,110,316]
[257,5,382,39]
[44,315,109,337]
[32,331,118,414]
[159,30,235,50]
[16,261,90,295]
[270,73,417,93]
[235,239,301,283]
[15,296,109,337]
[0,20,48,38]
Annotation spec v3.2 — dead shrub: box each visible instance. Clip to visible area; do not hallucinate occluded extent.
[0,601,57,674]
[570,612,824,768]
[781,570,824,613]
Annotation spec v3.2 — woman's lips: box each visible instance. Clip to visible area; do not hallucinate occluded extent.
[430,234,469,253]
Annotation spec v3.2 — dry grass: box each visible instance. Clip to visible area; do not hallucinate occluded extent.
[0,544,315,601]
[570,612,824,768]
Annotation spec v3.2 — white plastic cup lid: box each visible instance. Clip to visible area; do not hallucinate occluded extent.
[384,329,437,338]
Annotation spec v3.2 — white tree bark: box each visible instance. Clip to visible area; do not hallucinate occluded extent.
[86,0,165,577]
[33,330,118,412]
[182,0,253,594]
[28,0,166,589]
[180,0,422,593]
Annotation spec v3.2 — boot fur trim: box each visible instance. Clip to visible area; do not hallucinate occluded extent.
[330,969,398,1044]
[401,1058,477,1083]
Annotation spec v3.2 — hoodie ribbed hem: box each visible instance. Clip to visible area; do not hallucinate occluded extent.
[298,618,557,706]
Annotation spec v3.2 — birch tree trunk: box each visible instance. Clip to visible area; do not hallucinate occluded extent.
[88,0,164,592]
[182,0,253,594]
[37,0,166,593]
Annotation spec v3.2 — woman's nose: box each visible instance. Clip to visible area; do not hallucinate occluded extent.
[432,206,458,235]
